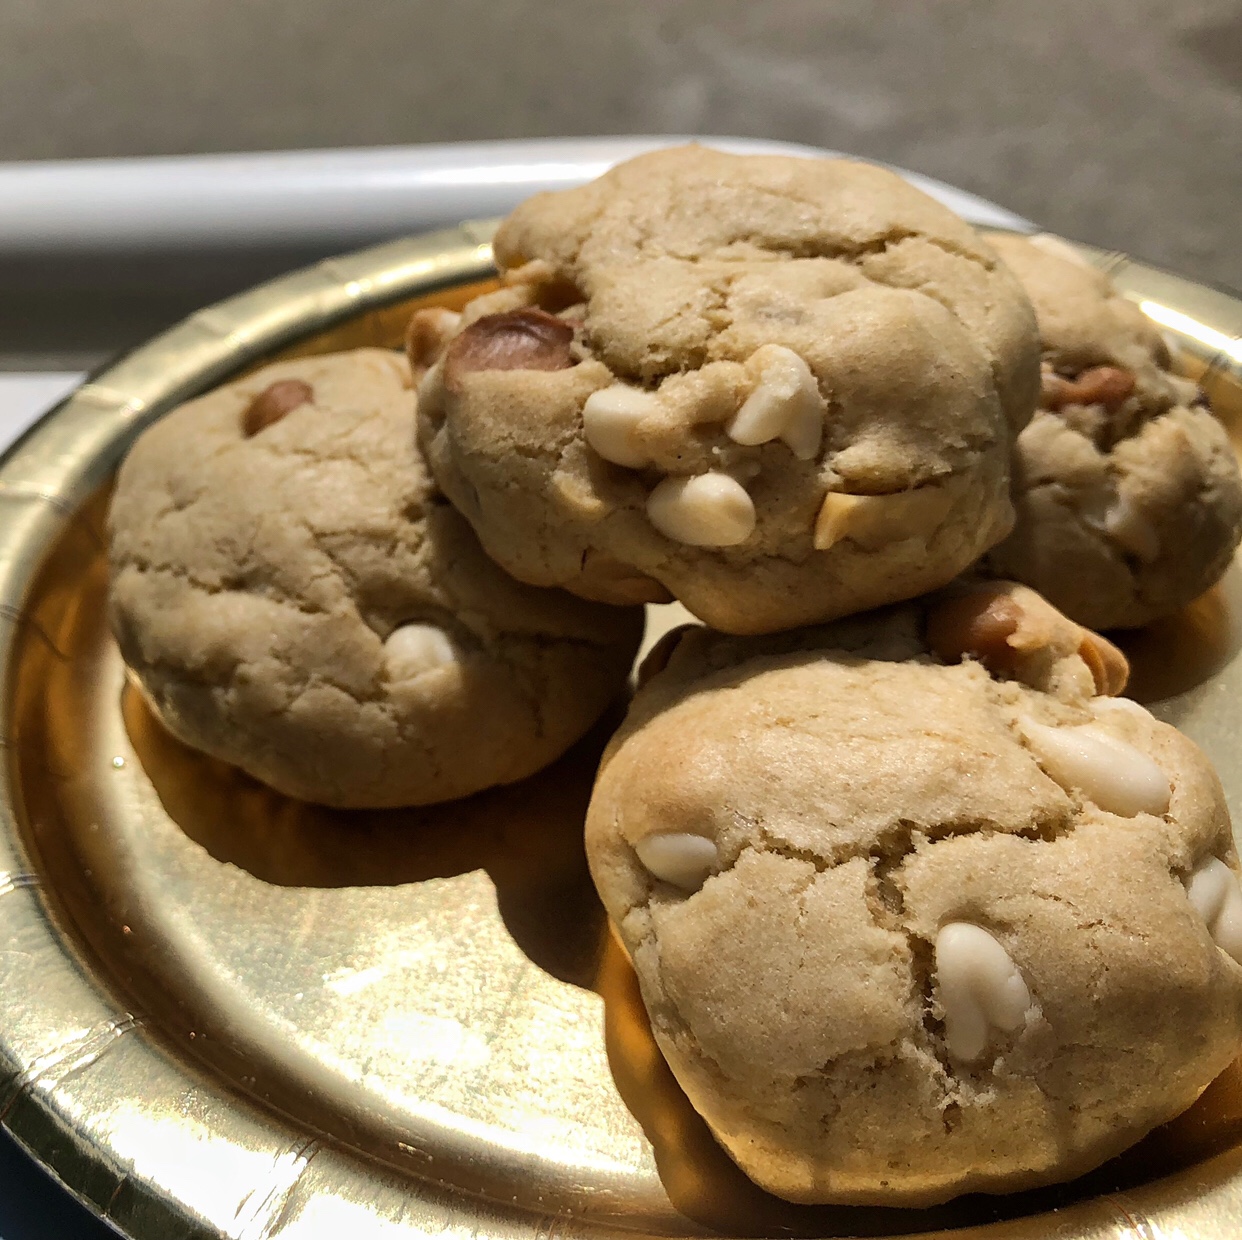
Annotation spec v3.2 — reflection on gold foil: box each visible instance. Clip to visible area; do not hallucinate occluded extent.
[8,226,1242,1238]
[26,483,1242,1238]
[1140,301,1242,368]
[122,683,615,990]
[1115,563,1242,704]
[240,277,501,378]
[19,485,674,1224]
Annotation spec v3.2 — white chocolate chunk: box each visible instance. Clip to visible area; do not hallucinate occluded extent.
[582,385,659,467]
[647,473,756,546]
[935,922,1032,1063]
[728,345,824,460]
[1020,719,1171,817]
[384,623,457,680]
[1186,858,1242,965]
[634,833,718,890]
[1104,494,1161,562]
[814,483,957,552]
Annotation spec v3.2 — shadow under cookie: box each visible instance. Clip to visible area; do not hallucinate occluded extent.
[122,682,616,991]
[1113,559,1242,704]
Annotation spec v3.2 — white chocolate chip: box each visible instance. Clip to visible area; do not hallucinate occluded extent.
[384,623,457,680]
[582,384,659,467]
[728,345,824,460]
[1186,858,1242,965]
[935,922,1031,1063]
[634,833,718,890]
[1020,719,1171,817]
[814,483,958,552]
[1104,494,1161,562]
[647,473,756,547]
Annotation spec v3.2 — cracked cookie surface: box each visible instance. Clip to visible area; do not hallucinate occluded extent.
[416,145,1040,634]
[586,584,1242,1205]
[108,348,643,808]
[986,234,1242,629]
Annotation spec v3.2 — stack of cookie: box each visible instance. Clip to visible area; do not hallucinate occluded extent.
[108,348,643,808]
[107,145,1242,1205]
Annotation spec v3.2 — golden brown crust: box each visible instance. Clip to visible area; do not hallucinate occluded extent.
[418,147,1040,634]
[587,594,1242,1205]
[987,234,1242,628]
[108,348,643,807]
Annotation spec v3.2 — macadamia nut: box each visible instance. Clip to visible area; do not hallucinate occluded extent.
[814,484,957,552]
[242,379,314,437]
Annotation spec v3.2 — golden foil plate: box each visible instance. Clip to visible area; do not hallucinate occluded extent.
[4,222,1242,1240]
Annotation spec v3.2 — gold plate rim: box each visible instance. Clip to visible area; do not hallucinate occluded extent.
[2,222,1242,1240]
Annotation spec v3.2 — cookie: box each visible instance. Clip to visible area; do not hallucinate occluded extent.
[108,349,643,808]
[415,145,1040,634]
[586,582,1242,1205]
[986,234,1242,629]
